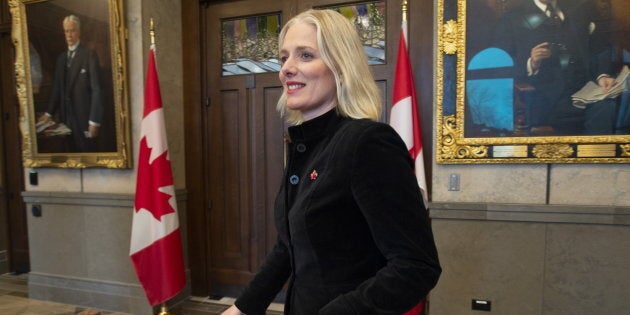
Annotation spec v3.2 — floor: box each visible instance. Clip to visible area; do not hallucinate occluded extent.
[0,274,283,315]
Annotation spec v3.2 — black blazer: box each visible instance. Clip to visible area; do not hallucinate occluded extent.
[235,110,441,314]
[47,43,103,149]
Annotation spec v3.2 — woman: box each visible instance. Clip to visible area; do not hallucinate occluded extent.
[223,9,441,315]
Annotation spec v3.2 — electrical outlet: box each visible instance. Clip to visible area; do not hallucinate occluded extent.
[32,205,42,217]
[29,170,38,185]
[448,173,460,191]
[472,299,491,311]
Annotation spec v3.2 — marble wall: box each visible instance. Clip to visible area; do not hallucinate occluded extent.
[432,163,630,206]
[23,191,190,314]
[430,153,630,314]
[429,220,630,314]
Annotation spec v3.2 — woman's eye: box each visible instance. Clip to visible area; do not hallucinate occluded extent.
[279,56,288,64]
[301,53,313,59]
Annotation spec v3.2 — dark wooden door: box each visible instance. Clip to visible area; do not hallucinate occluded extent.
[0,0,29,274]
[203,1,291,296]
[188,0,433,298]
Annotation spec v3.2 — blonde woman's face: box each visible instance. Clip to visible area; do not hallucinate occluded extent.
[279,22,337,121]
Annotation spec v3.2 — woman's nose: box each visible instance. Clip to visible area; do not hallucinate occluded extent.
[281,58,295,77]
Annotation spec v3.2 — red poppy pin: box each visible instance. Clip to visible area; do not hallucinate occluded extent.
[310,170,318,180]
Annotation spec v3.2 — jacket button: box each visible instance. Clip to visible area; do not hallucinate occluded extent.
[296,143,306,153]
[289,175,299,185]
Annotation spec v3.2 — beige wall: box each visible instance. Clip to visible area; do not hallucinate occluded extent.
[429,220,630,314]
[23,191,189,314]
[430,88,630,315]
[432,164,630,206]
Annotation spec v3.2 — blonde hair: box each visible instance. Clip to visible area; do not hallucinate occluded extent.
[277,9,381,124]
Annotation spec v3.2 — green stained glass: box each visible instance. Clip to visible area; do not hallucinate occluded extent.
[324,1,386,65]
[220,2,385,76]
[221,14,281,76]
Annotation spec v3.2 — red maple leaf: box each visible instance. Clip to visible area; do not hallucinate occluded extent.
[134,137,175,221]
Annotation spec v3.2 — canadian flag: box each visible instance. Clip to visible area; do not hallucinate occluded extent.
[390,19,428,207]
[390,17,429,315]
[130,46,185,306]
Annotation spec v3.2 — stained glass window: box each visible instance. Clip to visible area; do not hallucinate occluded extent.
[220,1,385,76]
[324,1,386,65]
[221,14,281,76]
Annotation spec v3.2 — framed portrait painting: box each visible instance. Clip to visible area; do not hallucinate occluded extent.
[9,0,131,168]
[436,0,630,163]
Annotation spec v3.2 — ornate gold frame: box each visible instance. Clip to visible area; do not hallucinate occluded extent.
[436,0,630,164]
[9,0,131,168]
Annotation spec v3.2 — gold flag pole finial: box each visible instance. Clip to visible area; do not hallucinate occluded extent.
[158,303,170,315]
[150,17,155,46]
[402,0,408,22]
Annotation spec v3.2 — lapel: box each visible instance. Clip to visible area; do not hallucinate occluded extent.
[518,1,548,30]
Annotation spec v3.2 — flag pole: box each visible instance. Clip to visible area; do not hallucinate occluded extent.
[158,304,170,315]
[396,2,428,313]
[150,16,172,315]
[131,14,185,313]
[402,0,407,22]
[150,17,155,47]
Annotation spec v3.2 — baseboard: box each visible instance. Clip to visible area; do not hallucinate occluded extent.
[28,271,191,315]
[0,250,8,275]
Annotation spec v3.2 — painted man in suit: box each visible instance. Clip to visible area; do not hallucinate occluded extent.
[494,0,617,135]
[39,14,103,152]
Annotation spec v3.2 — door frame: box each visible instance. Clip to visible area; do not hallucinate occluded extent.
[0,0,29,274]
[183,0,435,296]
